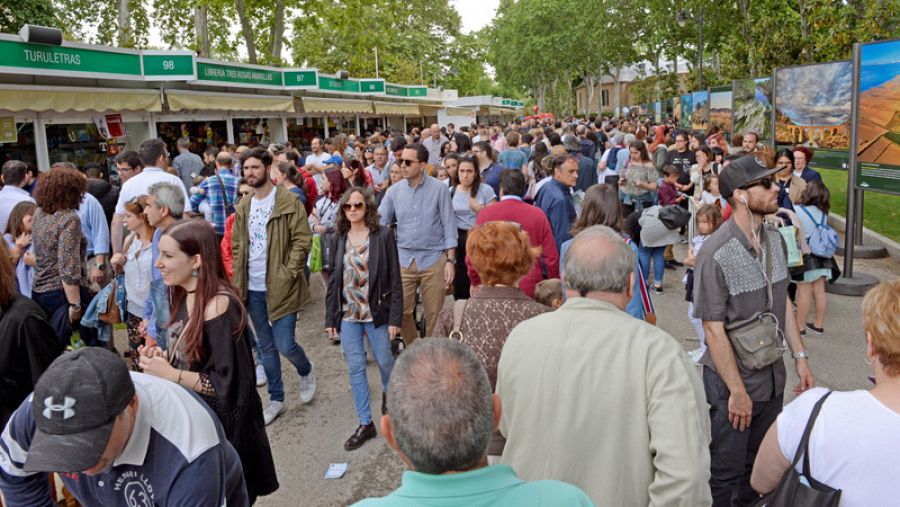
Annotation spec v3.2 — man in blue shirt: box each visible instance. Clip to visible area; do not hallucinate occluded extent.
[142,182,184,348]
[190,151,239,240]
[498,132,527,172]
[353,338,593,507]
[0,348,248,507]
[378,143,456,346]
[534,155,578,253]
[473,141,503,196]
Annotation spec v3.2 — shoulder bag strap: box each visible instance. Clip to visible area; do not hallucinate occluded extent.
[215,170,232,209]
[625,237,653,315]
[762,224,773,312]
[449,299,468,340]
[792,391,833,475]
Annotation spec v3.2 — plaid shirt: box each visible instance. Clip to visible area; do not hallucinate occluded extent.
[190,170,240,235]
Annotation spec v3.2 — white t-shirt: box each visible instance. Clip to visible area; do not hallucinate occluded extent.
[124,237,152,318]
[116,167,191,216]
[777,387,900,507]
[304,152,331,193]
[247,187,276,291]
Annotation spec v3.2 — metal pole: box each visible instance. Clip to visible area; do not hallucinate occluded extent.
[697,10,703,91]
[843,43,861,278]
[374,46,379,79]
[854,190,865,245]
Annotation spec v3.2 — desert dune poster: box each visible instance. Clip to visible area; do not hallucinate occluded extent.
[856,39,900,194]
[709,86,733,138]
[691,91,710,131]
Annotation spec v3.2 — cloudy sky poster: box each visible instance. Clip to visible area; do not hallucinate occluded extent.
[775,62,852,126]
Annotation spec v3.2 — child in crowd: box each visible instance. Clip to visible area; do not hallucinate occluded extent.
[684,204,724,363]
[535,278,564,309]
[698,172,731,220]
[435,165,450,182]
[658,165,685,206]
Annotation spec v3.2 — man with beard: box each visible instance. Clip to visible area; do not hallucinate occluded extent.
[692,155,815,507]
[231,148,316,426]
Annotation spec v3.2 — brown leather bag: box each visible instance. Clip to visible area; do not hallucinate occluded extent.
[98,279,121,324]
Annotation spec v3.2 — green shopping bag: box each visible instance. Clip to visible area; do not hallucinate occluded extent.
[309,234,323,273]
[779,225,804,267]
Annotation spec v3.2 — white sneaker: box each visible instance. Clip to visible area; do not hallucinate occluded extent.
[255,364,266,387]
[262,400,286,426]
[300,362,317,404]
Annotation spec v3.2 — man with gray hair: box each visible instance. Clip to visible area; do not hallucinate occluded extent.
[353,338,593,506]
[496,225,710,506]
[141,181,185,348]
[173,137,204,193]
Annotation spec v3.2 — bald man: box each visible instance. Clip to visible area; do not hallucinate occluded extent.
[496,225,710,506]
[421,123,448,166]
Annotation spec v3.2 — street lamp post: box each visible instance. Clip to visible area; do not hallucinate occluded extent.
[677,8,704,91]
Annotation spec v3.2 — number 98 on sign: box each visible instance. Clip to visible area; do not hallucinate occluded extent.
[141,53,195,81]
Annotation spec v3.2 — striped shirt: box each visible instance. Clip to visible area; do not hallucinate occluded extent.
[190,170,240,236]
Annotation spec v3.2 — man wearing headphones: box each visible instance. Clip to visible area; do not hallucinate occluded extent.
[691,155,815,507]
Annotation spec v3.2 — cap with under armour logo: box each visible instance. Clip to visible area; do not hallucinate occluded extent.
[24,347,135,473]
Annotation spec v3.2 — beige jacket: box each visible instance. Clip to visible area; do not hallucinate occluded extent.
[497,297,711,506]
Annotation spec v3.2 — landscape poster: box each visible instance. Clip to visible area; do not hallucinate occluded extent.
[733,77,774,145]
[691,90,710,131]
[709,86,733,138]
[673,97,682,124]
[680,94,693,129]
[856,39,900,194]
[775,61,852,171]
[654,101,662,119]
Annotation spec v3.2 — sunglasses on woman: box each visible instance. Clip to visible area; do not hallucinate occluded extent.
[343,202,365,211]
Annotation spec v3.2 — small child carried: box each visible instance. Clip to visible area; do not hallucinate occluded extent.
[684,204,724,364]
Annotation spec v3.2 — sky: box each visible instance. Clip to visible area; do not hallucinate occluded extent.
[451,0,500,34]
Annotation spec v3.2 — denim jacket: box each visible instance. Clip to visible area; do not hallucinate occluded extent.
[81,274,126,344]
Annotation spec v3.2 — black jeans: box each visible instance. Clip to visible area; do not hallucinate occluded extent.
[453,228,470,300]
[704,366,783,507]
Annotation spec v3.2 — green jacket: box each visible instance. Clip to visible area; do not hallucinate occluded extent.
[231,185,311,321]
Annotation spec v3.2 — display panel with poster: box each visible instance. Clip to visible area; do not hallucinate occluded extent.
[156,121,227,158]
[673,97,682,124]
[654,101,662,121]
[856,39,900,194]
[0,121,37,167]
[680,94,692,129]
[663,98,674,121]
[733,77,774,145]
[775,61,852,171]
[709,86,733,140]
[691,91,709,132]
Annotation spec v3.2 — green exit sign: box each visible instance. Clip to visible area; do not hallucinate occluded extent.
[142,51,195,80]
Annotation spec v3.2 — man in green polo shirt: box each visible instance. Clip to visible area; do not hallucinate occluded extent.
[353,338,593,507]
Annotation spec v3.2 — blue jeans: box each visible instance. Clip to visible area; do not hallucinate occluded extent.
[638,245,666,286]
[33,287,99,347]
[247,290,312,403]
[340,320,395,425]
[148,277,169,349]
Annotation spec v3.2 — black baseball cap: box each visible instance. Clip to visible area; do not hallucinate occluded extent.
[718,155,780,199]
[24,348,135,473]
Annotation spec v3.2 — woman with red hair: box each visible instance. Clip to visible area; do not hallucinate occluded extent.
[792,145,822,183]
[139,219,278,504]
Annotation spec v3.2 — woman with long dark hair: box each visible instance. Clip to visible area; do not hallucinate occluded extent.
[3,201,36,297]
[271,160,308,205]
[620,140,658,213]
[450,154,496,299]
[139,219,278,504]
[324,187,402,451]
[341,158,373,189]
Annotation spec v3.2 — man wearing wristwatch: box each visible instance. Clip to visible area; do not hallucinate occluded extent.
[692,156,815,507]
[378,143,457,346]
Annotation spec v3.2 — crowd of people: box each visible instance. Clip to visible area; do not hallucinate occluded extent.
[0,113,897,507]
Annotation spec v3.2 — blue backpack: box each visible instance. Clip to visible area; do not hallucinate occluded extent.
[800,206,838,258]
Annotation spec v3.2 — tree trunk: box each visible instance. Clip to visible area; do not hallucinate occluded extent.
[195,5,210,58]
[117,0,130,47]
[798,0,813,63]
[235,0,257,64]
[270,0,285,64]
[613,69,621,117]
[738,0,756,75]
